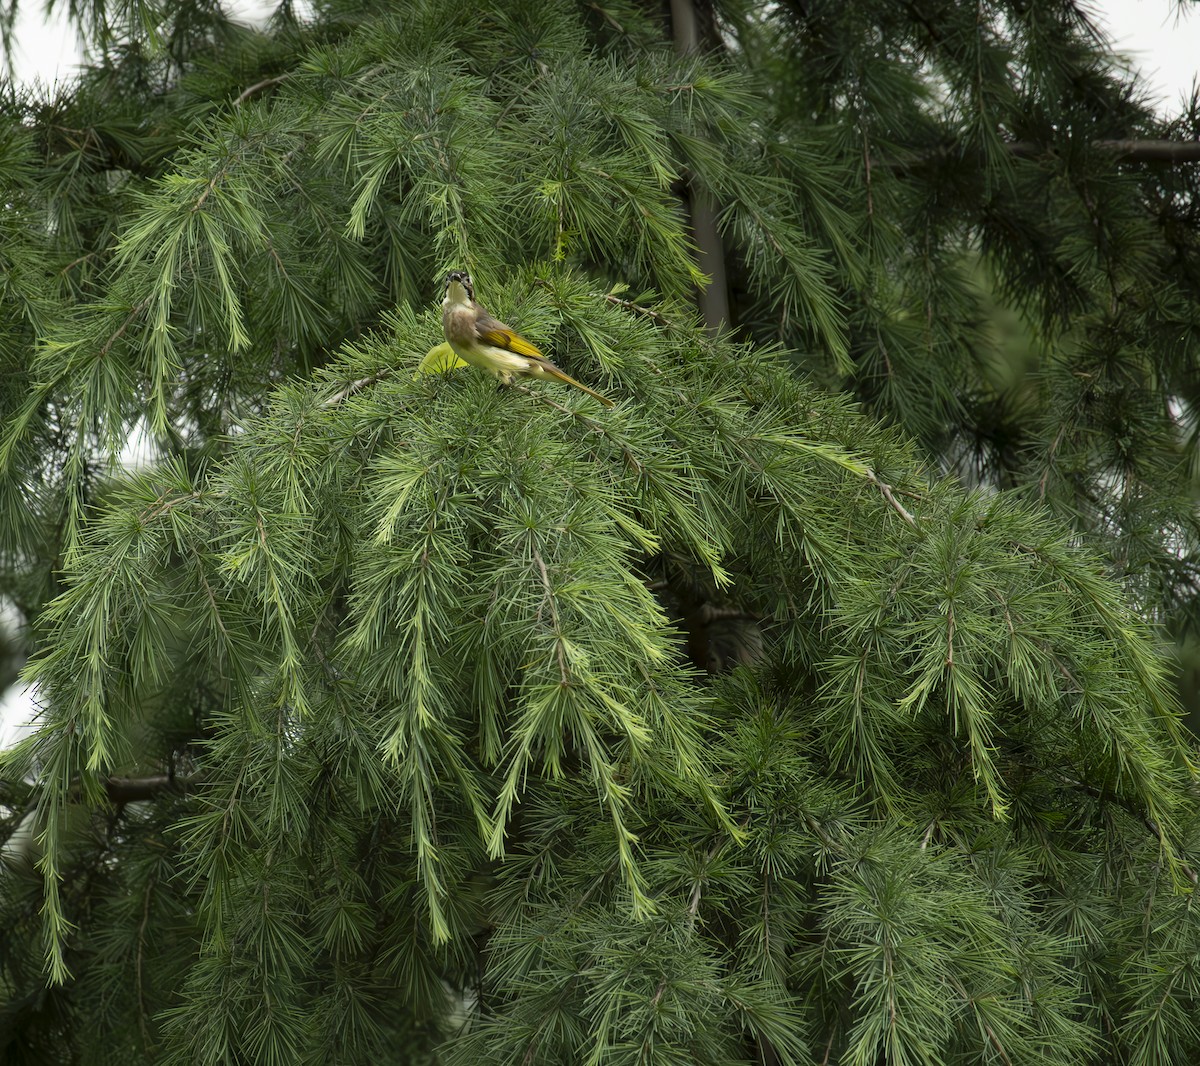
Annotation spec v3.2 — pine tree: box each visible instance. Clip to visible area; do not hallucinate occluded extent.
[2,2,1200,1064]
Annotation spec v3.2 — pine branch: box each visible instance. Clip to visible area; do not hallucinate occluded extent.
[6,772,203,808]
[104,774,198,802]
[892,138,1200,171]
[1011,139,1200,164]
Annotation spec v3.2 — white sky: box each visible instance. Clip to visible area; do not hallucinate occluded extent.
[7,0,277,86]
[0,1,1198,746]
[1100,0,1200,111]
[7,1,1200,105]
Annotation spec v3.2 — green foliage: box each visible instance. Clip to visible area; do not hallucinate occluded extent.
[721,0,1200,631]
[2,1,1200,1065]
[3,269,1198,1064]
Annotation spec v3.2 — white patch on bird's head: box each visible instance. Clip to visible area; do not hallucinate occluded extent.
[443,270,474,306]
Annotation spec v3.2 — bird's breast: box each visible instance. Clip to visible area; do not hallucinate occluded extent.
[443,305,478,348]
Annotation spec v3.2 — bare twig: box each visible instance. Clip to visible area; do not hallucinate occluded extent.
[233,74,289,107]
[322,366,397,406]
[532,547,570,685]
[866,470,918,527]
[135,873,155,1050]
[99,299,151,358]
[602,292,677,327]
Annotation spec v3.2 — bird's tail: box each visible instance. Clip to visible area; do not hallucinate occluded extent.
[539,362,615,407]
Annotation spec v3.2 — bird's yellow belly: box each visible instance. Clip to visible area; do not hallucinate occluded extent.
[443,305,536,382]
[448,340,532,380]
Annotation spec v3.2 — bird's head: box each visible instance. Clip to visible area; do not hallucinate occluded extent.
[443,270,474,305]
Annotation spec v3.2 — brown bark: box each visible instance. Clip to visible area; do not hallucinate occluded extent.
[669,0,730,330]
[104,774,197,802]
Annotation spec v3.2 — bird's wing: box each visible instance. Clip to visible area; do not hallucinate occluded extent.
[474,307,545,359]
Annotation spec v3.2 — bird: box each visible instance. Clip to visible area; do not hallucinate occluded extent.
[441,271,614,406]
